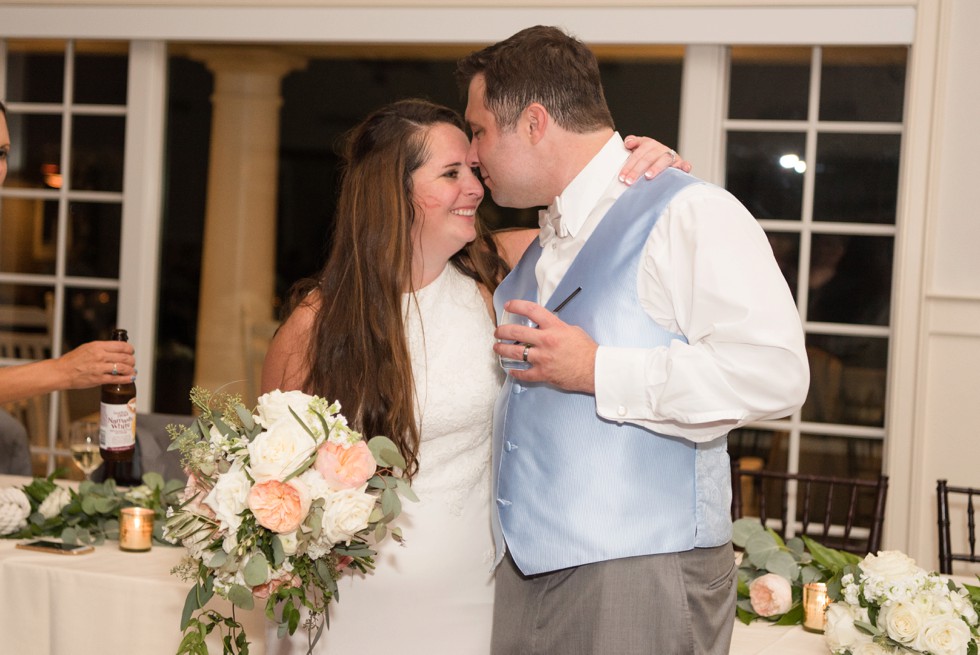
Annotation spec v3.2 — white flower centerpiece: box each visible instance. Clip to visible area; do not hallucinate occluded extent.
[826,550,980,655]
[165,388,413,655]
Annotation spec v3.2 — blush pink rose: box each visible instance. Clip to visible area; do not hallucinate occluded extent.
[749,573,794,617]
[314,440,376,490]
[247,480,310,534]
[252,572,301,600]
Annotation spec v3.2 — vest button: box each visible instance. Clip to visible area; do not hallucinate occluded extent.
[512,383,524,393]
[505,441,518,452]
[496,498,512,507]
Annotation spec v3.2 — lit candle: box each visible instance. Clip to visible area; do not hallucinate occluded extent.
[803,582,831,632]
[119,507,155,552]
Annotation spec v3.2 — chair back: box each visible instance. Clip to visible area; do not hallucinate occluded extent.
[937,479,980,574]
[731,463,889,555]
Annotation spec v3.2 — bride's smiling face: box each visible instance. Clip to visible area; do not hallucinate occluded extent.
[410,122,484,264]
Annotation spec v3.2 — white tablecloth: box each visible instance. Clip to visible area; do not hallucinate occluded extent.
[0,474,267,655]
[730,620,828,654]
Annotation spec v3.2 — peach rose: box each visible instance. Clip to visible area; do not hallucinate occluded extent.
[749,573,794,617]
[252,572,301,600]
[247,479,311,534]
[314,440,376,490]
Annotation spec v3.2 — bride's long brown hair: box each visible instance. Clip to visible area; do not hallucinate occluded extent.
[286,99,509,478]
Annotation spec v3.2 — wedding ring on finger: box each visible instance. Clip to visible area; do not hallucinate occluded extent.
[112,363,119,376]
[667,148,677,163]
[522,344,532,363]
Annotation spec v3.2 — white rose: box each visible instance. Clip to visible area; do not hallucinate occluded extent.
[246,417,317,482]
[825,603,873,652]
[860,550,921,581]
[38,486,71,519]
[321,487,375,545]
[204,462,252,532]
[254,390,317,429]
[878,602,923,646]
[0,487,31,536]
[277,531,298,556]
[918,614,973,655]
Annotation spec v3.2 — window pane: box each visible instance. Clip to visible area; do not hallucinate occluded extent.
[4,41,66,103]
[729,47,810,120]
[0,197,58,275]
[74,42,129,105]
[2,112,63,189]
[726,131,805,220]
[799,434,883,480]
[67,202,122,278]
[63,287,118,349]
[767,232,801,302]
[820,47,907,123]
[814,133,900,224]
[806,335,888,427]
[70,115,125,192]
[808,234,893,327]
[0,283,53,361]
[729,428,787,471]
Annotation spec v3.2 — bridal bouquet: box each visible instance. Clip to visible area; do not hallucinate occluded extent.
[165,388,413,655]
[826,550,980,655]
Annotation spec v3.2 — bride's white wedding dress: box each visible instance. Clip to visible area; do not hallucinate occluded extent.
[269,265,502,654]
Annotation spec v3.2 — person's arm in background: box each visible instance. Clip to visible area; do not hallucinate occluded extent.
[0,340,136,404]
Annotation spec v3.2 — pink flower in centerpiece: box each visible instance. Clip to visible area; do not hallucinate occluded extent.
[247,479,311,533]
[749,573,793,617]
[252,572,302,600]
[314,440,376,490]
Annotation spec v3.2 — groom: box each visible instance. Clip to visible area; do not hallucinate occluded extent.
[457,26,809,654]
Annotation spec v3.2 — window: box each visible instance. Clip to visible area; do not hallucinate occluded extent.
[0,39,130,477]
[726,46,907,526]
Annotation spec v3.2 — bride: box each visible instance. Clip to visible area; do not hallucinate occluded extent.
[261,98,681,653]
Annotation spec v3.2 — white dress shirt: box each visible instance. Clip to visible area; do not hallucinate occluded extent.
[536,133,809,443]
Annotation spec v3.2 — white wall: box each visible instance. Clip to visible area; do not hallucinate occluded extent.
[909,0,980,573]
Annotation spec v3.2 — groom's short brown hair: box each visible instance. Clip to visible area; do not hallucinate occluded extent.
[456,25,615,134]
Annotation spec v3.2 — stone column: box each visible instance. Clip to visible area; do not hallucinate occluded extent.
[190,47,306,397]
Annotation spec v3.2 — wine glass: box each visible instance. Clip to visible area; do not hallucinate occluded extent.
[69,420,103,481]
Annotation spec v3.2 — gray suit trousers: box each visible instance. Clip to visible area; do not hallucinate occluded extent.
[491,543,736,655]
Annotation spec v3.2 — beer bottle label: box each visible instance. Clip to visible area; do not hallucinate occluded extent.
[100,399,137,450]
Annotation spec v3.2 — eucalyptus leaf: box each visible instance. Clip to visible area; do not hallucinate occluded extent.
[228,584,255,610]
[763,550,800,581]
[732,517,766,547]
[243,553,270,587]
[395,477,419,502]
[745,531,779,569]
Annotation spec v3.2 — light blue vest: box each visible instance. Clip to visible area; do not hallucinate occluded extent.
[492,168,732,575]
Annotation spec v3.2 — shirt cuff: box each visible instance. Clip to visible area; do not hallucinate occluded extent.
[594,345,661,422]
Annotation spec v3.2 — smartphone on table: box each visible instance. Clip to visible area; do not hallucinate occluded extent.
[15,539,95,555]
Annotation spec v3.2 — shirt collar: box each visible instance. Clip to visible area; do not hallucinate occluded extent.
[537,132,629,242]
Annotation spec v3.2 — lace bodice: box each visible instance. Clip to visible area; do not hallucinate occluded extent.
[403,265,502,513]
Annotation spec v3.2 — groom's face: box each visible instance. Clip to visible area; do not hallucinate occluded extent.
[464,74,538,210]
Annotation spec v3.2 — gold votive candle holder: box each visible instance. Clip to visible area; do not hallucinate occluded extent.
[802,582,831,633]
[119,507,154,552]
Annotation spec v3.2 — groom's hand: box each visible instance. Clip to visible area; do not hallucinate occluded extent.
[493,299,598,394]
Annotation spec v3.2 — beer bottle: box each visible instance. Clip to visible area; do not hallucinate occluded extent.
[99,328,140,486]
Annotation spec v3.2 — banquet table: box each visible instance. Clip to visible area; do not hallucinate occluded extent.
[730,620,829,654]
[0,474,267,655]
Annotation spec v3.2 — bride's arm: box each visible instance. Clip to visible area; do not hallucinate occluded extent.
[261,301,316,394]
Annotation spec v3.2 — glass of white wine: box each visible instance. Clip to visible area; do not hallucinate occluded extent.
[69,420,102,481]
